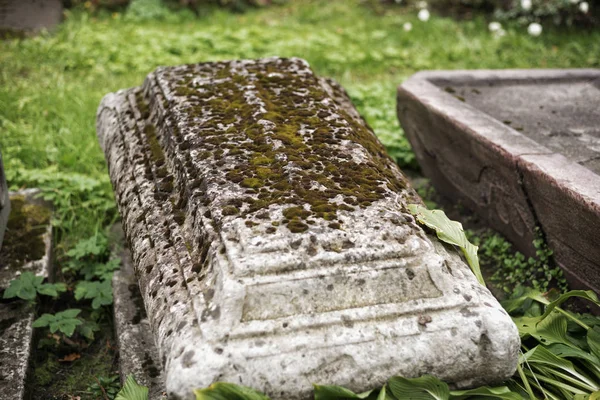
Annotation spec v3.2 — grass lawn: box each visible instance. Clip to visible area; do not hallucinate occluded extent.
[1,0,599,398]
[1,0,599,245]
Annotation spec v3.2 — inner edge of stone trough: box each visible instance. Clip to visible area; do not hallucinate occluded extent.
[410,70,600,207]
[400,69,600,291]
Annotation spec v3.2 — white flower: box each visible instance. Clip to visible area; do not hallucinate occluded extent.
[521,0,532,10]
[488,21,502,32]
[527,22,542,36]
[418,9,430,21]
[417,1,428,9]
[495,28,507,38]
[403,22,413,31]
[580,1,589,13]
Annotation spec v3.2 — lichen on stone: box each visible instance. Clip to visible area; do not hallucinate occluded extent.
[146,57,410,234]
[0,195,50,269]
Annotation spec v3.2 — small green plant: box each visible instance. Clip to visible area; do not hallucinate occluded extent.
[32,309,83,337]
[63,233,121,279]
[470,228,567,293]
[2,272,66,302]
[88,375,121,400]
[75,279,114,309]
[115,375,149,400]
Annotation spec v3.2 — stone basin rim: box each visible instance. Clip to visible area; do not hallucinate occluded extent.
[398,68,600,212]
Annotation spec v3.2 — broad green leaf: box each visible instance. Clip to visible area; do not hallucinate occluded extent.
[37,282,67,298]
[513,311,573,346]
[501,288,544,315]
[194,382,270,400]
[51,318,82,337]
[407,205,484,285]
[3,272,38,301]
[588,326,600,362]
[313,384,374,399]
[538,291,600,323]
[546,343,600,365]
[57,309,81,319]
[449,385,522,399]
[75,280,113,309]
[115,374,149,400]
[32,313,54,328]
[388,375,450,400]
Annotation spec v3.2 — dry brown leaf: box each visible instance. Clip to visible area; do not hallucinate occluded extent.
[58,353,81,362]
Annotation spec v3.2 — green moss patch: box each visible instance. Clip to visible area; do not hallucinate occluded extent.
[0,195,50,269]
[163,58,409,233]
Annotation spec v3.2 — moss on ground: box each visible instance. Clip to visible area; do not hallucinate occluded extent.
[0,195,50,269]
[29,323,118,400]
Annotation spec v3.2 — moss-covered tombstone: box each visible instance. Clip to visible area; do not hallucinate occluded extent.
[97,57,519,399]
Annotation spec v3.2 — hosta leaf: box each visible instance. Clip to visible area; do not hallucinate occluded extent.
[408,205,484,285]
[194,382,270,400]
[501,288,544,315]
[388,375,450,400]
[449,385,522,399]
[538,291,600,322]
[313,384,375,399]
[115,374,149,400]
[521,346,599,391]
[587,326,600,362]
[546,343,600,365]
[513,311,573,346]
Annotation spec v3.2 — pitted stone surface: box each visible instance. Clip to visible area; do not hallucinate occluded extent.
[113,228,166,400]
[397,69,600,294]
[97,57,519,400]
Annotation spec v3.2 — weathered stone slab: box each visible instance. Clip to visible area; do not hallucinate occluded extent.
[0,0,62,34]
[0,151,8,250]
[397,69,600,294]
[0,190,53,400]
[97,57,519,400]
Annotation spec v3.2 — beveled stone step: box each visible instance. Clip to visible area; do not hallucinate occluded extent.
[113,235,167,400]
[97,57,519,400]
[397,69,600,294]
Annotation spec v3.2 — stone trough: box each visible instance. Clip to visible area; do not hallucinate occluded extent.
[97,57,519,400]
[397,69,600,294]
[0,190,53,400]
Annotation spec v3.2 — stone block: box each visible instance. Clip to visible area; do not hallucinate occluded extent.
[97,57,519,400]
[0,190,53,400]
[397,69,600,294]
[0,0,62,34]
